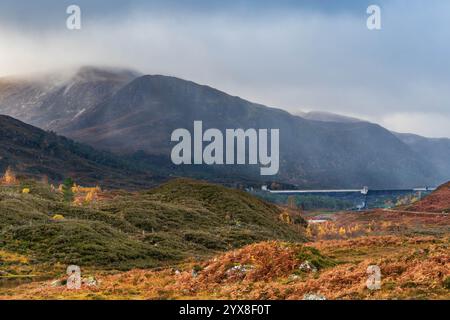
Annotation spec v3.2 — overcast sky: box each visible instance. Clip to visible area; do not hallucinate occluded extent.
[1,0,449,138]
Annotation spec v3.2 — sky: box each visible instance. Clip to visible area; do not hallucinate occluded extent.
[0,0,449,138]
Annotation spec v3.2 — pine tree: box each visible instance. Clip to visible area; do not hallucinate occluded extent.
[62,178,74,202]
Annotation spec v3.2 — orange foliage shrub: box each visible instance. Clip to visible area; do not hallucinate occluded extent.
[191,242,298,285]
[1,237,448,300]
[0,167,18,185]
[71,184,102,205]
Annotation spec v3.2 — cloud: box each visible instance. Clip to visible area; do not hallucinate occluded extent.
[380,113,450,138]
[0,0,449,137]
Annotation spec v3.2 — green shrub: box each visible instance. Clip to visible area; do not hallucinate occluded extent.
[443,277,450,290]
[295,246,336,270]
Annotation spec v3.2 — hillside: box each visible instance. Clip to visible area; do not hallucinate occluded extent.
[60,73,442,189]
[298,111,363,123]
[395,133,450,183]
[2,237,448,300]
[407,181,450,213]
[0,178,305,270]
[1,67,448,188]
[0,115,159,188]
[1,179,448,300]
[0,67,138,131]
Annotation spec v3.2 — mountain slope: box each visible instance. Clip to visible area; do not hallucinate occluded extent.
[407,181,450,213]
[60,74,441,188]
[394,133,450,181]
[0,67,447,188]
[0,115,156,188]
[0,66,139,131]
[298,111,363,123]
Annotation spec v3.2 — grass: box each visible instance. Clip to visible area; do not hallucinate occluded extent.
[294,246,336,270]
[1,237,448,300]
[2,178,448,300]
[0,178,306,271]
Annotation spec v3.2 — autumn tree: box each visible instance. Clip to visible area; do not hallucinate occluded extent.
[1,166,18,185]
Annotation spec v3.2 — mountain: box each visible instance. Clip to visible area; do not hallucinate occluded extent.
[295,116,450,183]
[298,111,363,123]
[300,115,450,181]
[0,66,139,131]
[0,115,158,188]
[299,115,450,183]
[394,133,450,182]
[59,73,442,188]
[0,67,448,189]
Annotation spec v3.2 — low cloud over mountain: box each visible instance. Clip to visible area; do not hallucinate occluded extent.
[1,67,449,189]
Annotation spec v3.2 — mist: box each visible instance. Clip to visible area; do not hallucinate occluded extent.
[1,0,449,137]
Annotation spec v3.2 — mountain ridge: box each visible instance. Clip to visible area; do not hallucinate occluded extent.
[0,114,159,188]
[1,66,449,189]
